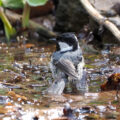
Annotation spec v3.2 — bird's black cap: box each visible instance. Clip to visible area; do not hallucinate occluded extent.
[51,33,79,51]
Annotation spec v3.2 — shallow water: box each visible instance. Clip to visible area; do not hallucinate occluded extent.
[0,42,120,119]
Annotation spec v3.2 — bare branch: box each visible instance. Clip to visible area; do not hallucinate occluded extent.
[80,0,120,42]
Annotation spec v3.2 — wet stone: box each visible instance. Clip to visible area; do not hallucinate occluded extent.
[0,96,10,104]
[79,106,95,114]
[105,112,118,119]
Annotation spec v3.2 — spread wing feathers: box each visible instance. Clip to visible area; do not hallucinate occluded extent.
[55,59,78,79]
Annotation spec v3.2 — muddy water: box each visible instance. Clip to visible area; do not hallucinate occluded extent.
[0,42,120,120]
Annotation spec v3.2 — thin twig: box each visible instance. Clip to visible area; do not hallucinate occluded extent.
[80,0,120,42]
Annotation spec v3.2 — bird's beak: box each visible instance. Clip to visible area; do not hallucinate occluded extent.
[49,38,57,43]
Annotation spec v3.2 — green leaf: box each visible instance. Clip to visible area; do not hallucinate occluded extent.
[22,3,30,28]
[4,24,16,41]
[1,0,48,8]
[1,0,24,9]
[0,8,16,40]
[26,0,48,7]
[4,24,10,40]
[0,0,2,6]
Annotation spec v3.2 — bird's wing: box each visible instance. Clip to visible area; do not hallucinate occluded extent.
[55,59,78,79]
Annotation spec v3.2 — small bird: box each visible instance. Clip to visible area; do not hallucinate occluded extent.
[47,33,88,95]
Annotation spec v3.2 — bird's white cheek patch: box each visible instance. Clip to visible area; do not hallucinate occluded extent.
[58,42,72,52]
